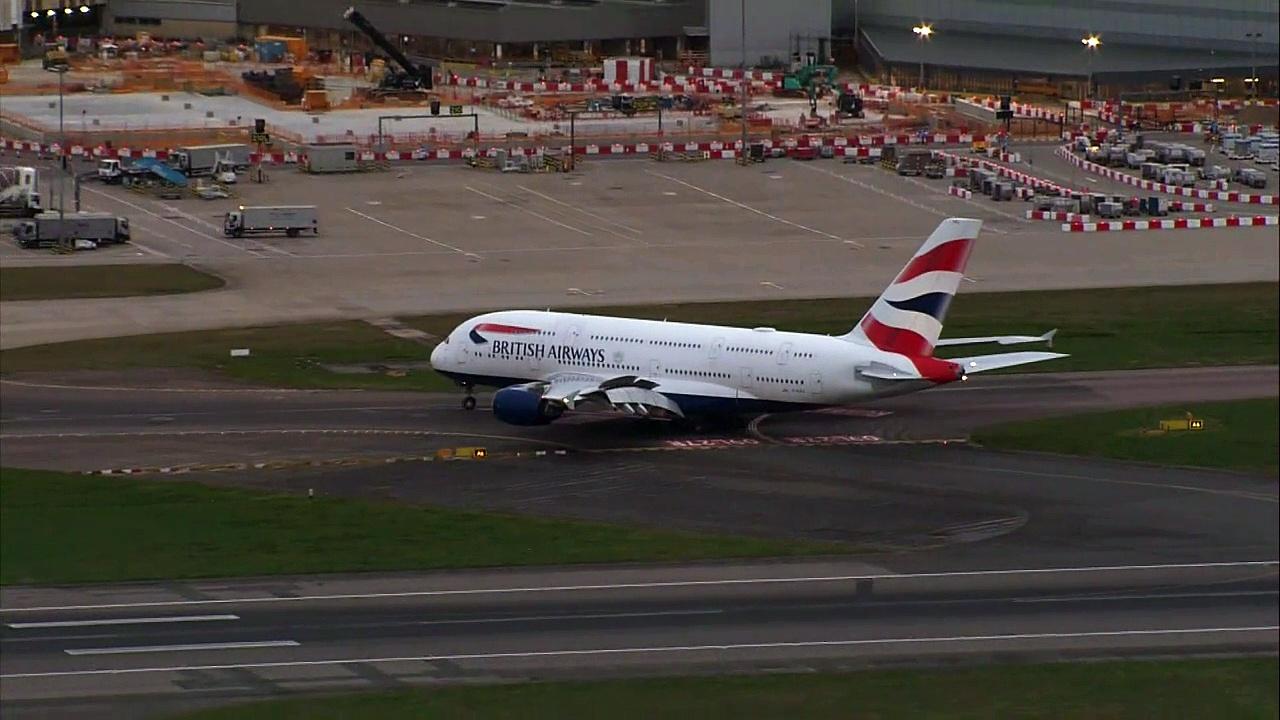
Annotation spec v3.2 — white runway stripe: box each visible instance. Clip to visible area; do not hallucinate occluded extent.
[8,614,239,629]
[65,640,298,656]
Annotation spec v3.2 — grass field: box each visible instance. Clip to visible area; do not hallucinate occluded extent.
[173,658,1278,720]
[975,398,1279,475]
[0,283,1275,391]
[0,468,845,586]
[0,264,225,301]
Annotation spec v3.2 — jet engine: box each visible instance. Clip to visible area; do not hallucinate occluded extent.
[492,385,565,426]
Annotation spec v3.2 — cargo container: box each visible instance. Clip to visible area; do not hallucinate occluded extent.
[170,144,253,177]
[302,144,361,173]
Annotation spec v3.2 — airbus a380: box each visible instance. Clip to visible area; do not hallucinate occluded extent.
[429,218,1066,426]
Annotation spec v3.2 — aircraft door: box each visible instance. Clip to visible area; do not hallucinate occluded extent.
[777,342,793,365]
[710,337,725,359]
[649,358,662,377]
[457,343,469,365]
[809,372,823,395]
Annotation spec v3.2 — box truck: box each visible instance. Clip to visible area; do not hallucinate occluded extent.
[13,212,130,248]
[223,205,318,237]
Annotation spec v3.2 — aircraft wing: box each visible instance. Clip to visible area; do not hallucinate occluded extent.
[935,329,1057,348]
[951,351,1069,374]
[539,373,687,419]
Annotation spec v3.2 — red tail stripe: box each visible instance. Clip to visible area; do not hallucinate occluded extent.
[859,315,933,357]
[895,238,975,284]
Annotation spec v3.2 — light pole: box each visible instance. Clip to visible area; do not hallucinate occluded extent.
[912,24,933,90]
[1245,31,1261,102]
[739,0,747,164]
[1081,34,1101,102]
[46,62,70,245]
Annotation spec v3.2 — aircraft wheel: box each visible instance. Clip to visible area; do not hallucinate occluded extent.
[462,396,477,411]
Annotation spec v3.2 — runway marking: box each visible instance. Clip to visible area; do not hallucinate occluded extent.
[10,627,1275,678]
[417,609,722,626]
[343,207,476,257]
[7,614,239,629]
[64,640,299,656]
[790,163,985,234]
[892,173,1025,227]
[81,185,263,257]
[908,459,1279,503]
[644,169,855,245]
[0,428,574,450]
[1013,590,1280,604]
[3,561,1274,613]
[516,184,647,241]
[464,186,593,236]
[0,378,331,394]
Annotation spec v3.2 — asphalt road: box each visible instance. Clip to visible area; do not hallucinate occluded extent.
[1,365,1276,718]
[2,561,1276,719]
[1,365,1275,471]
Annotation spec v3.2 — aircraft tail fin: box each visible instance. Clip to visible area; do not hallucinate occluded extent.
[841,218,980,356]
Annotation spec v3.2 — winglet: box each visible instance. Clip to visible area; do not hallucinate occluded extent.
[1041,329,1057,349]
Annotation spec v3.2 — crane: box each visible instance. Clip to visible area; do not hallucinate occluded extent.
[343,6,433,93]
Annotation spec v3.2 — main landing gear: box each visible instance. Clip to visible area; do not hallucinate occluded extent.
[461,384,477,411]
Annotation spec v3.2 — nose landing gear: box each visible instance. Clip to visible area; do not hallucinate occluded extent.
[461,384,477,411]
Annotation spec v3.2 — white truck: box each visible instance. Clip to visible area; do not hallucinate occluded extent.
[13,212,130,248]
[223,205,318,238]
[169,144,253,177]
[1,166,42,217]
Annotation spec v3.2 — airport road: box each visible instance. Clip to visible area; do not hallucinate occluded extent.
[0,365,1274,471]
[3,158,1277,350]
[1,561,1276,719]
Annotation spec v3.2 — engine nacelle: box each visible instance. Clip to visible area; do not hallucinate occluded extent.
[492,386,564,426]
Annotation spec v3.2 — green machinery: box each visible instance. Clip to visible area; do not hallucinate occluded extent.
[778,64,837,95]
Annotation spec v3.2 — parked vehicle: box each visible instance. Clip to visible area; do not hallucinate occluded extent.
[13,212,130,248]
[0,166,41,217]
[169,144,253,177]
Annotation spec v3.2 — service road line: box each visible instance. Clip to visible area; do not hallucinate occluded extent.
[644,169,855,246]
[4,561,1274,613]
[64,640,298,656]
[343,207,476,257]
[9,627,1273,678]
[516,184,647,241]
[417,609,722,626]
[464,186,593,236]
[8,614,239,629]
[80,185,261,257]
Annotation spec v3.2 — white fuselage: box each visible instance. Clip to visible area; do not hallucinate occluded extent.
[430,310,943,414]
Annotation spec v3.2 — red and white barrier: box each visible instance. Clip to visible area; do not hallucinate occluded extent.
[1168,201,1214,212]
[1062,215,1278,232]
[948,185,973,199]
[1027,210,1090,222]
[1056,145,1279,206]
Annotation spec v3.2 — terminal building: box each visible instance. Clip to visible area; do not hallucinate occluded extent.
[11,0,1279,97]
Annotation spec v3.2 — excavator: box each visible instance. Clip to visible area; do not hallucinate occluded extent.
[343,6,433,95]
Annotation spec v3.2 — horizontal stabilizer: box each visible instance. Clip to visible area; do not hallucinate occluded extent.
[951,351,1069,375]
[935,329,1057,348]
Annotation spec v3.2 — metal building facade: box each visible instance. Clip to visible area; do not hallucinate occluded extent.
[237,0,704,44]
[840,0,1278,59]
[707,0,832,67]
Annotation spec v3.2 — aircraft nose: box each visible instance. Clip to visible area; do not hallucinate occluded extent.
[430,341,445,368]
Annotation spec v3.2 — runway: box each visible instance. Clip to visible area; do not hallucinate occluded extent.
[2,561,1276,719]
[1,365,1277,718]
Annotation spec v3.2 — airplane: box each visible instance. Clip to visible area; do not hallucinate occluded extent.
[429,217,1067,426]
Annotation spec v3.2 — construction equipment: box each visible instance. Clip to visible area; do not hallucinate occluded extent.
[777,64,837,96]
[42,44,69,72]
[835,91,864,119]
[343,6,432,95]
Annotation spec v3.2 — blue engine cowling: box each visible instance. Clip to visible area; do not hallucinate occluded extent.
[492,386,564,426]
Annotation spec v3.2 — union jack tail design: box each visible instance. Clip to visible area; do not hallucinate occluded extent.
[842,218,980,357]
